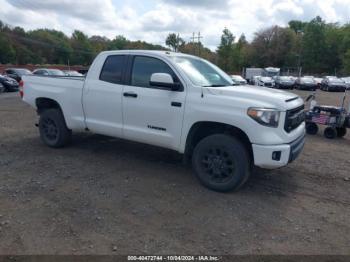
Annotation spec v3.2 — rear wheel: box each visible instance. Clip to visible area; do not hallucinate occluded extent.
[324,127,337,139]
[336,127,347,137]
[306,122,318,135]
[39,109,72,148]
[192,134,251,192]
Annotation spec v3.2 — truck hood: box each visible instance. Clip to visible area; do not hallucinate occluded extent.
[207,85,302,111]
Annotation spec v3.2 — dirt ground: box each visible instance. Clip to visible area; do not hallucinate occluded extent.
[0,90,349,255]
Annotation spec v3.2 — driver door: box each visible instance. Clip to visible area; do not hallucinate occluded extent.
[122,55,186,150]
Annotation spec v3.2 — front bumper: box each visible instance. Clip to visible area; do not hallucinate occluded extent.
[3,82,19,91]
[277,83,294,89]
[299,84,317,90]
[328,85,346,92]
[252,134,305,169]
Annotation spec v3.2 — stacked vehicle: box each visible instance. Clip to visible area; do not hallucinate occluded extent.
[295,76,318,91]
[5,68,32,83]
[274,76,295,89]
[0,74,19,93]
[320,76,347,92]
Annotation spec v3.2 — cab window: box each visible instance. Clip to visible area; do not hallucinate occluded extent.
[100,55,125,84]
[131,56,178,89]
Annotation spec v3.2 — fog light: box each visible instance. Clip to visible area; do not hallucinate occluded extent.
[272,151,281,161]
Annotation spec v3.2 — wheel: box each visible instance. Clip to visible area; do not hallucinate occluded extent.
[336,127,347,137]
[39,108,72,148]
[306,122,318,135]
[0,84,5,93]
[324,127,337,139]
[192,134,251,192]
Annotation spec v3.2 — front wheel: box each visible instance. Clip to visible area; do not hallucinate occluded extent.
[306,122,318,135]
[39,109,72,148]
[324,127,337,139]
[192,134,251,192]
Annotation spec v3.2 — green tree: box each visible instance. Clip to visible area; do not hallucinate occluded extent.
[0,33,16,63]
[301,16,328,73]
[70,30,94,65]
[217,28,235,72]
[165,33,184,52]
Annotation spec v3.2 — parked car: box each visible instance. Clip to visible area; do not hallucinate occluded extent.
[320,77,347,92]
[21,50,305,192]
[5,68,32,83]
[274,76,295,89]
[33,68,66,76]
[295,76,318,91]
[230,75,247,85]
[63,70,84,77]
[341,77,350,90]
[0,74,19,92]
[254,76,275,87]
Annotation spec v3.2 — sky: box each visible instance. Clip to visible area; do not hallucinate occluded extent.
[0,0,349,50]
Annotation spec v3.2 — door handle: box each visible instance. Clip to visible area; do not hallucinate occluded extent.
[123,92,138,98]
[171,102,182,107]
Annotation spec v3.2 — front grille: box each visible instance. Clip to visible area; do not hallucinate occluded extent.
[284,105,305,133]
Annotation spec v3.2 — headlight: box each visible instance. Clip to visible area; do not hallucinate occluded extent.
[247,108,280,127]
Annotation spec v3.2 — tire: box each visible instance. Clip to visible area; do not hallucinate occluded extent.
[39,109,72,148]
[324,127,337,139]
[192,134,251,192]
[336,127,347,137]
[0,84,5,93]
[306,122,318,135]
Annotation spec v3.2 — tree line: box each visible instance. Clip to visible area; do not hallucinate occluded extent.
[214,16,350,75]
[1,16,350,75]
[164,16,350,76]
[0,20,166,66]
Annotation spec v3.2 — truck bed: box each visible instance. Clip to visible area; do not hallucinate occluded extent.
[22,75,86,130]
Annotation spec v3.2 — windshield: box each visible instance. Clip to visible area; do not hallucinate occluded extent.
[231,75,244,81]
[170,56,233,87]
[301,77,314,82]
[260,77,272,82]
[48,69,65,76]
[329,78,344,84]
[16,69,32,76]
[65,71,82,76]
[280,76,292,81]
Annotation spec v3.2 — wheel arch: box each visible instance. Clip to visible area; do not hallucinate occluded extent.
[184,121,253,164]
[35,97,63,115]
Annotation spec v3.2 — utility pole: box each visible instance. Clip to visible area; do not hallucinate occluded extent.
[197,32,203,56]
[190,32,203,56]
[190,32,196,55]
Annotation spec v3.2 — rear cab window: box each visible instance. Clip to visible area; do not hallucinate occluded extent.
[100,55,126,84]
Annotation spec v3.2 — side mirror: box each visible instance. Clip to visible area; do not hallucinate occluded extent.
[150,73,181,91]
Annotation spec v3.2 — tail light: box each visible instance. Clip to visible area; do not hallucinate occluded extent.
[19,80,24,98]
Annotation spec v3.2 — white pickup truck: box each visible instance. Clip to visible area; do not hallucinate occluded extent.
[21,50,305,192]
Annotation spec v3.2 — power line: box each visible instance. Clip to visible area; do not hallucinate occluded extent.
[190,32,203,55]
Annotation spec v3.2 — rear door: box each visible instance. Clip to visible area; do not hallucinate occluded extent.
[83,55,127,137]
[122,55,186,150]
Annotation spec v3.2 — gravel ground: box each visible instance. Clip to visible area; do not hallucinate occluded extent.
[0,90,349,255]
